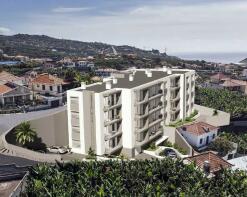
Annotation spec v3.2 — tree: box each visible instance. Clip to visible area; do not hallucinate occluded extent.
[74,72,92,86]
[15,121,36,147]
[209,137,234,156]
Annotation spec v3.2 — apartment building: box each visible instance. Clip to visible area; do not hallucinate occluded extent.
[67,68,195,157]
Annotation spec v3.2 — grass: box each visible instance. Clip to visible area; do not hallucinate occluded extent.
[169,110,198,128]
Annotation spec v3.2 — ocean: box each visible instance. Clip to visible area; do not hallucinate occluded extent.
[172,52,247,64]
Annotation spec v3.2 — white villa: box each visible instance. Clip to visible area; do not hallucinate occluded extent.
[179,122,218,148]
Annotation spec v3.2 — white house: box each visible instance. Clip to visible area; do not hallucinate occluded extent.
[179,122,218,148]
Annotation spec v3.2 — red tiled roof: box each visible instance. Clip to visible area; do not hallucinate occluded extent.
[222,79,243,87]
[180,122,218,136]
[0,84,12,94]
[210,73,229,81]
[187,151,233,173]
[31,73,67,85]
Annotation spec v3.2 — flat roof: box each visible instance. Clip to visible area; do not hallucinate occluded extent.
[79,70,188,93]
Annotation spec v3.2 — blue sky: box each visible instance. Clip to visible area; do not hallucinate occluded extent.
[0,0,247,54]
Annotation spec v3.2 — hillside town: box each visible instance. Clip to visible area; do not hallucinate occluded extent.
[1,0,247,195]
[1,42,247,195]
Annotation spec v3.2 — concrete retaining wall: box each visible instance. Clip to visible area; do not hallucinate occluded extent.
[175,130,192,155]
[195,104,230,127]
[29,110,68,146]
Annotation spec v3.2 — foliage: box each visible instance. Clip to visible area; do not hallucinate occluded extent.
[220,132,247,154]
[169,110,198,127]
[26,159,247,196]
[196,87,247,117]
[173,144,187,155]
[15,121,36,147]
[147,142,158,151]
[208,137,235,156]
[86,147,96,160]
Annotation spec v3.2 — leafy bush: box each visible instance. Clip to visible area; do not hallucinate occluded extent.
[196,87,247,117]
[208,137,235,156]
[147,142,158,151]
[220,132,247,154]
[26,159,247,196]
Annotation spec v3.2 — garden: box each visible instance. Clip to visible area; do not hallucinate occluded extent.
[195,87,247,118]
[25,158,247,196]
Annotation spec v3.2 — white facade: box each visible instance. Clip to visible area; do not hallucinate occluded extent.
[32,83,63,96]
[67,68,196,157]
[180,128,218,148]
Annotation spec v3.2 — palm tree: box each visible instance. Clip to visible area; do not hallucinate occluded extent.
[74,72,92,86]
[15,121,36,146]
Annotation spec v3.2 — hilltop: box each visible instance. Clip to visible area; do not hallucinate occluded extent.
[0,34,171,60]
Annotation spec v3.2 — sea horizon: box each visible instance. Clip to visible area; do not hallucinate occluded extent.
[172,52,247,64]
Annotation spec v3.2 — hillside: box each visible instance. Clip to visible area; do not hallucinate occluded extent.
[240,58,247,64]
[0,34,170,59]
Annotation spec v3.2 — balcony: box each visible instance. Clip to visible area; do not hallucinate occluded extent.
[104,115,122,126]
[104,130,122,141]
[136,129,163,147]
[105,143,123,155]
[136,105,149,119]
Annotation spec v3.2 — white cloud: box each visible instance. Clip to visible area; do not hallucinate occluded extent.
[19,1,247,53]
[52,7,91,13]
[0,27,12,35]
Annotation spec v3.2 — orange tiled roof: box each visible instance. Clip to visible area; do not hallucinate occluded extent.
[210,73,229,81]
[0,84,12,94]
[187,151,233,173]
[31,73,67,85]
[0,71,21,82]
[180,122,218,136]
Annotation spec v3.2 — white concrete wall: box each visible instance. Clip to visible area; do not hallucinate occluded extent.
[33,83,62,95]
[121,89,135,150]
[95,93,105,155]
[180,129,217,148]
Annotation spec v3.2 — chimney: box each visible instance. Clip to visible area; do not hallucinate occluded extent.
[203,160,210,174]
[81,82,86,90]
[167,68,172,75]
[129,74,134,81]
[112,77,118,84]
[106,81,112,89]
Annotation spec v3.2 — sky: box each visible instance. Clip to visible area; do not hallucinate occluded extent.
[0,0,247,54]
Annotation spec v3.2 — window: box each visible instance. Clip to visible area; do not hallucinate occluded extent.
[200,138,203,144]
[50,86,53,91]
[42,85,45,90]
[212,134,215,139]
[37,84,40,88]
[57,86,61,93]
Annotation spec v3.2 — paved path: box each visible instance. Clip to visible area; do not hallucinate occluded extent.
[0,106,66,136]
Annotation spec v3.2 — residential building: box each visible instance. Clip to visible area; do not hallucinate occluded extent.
[0,71,25,85]
[30,73,69,107]
[221,79,247,94]
[76,61,94,71]
[210,73,229,83]
[185,151,233,175]
[179,122,218,148]
[67,68,196,157]
[0,81,31,106]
